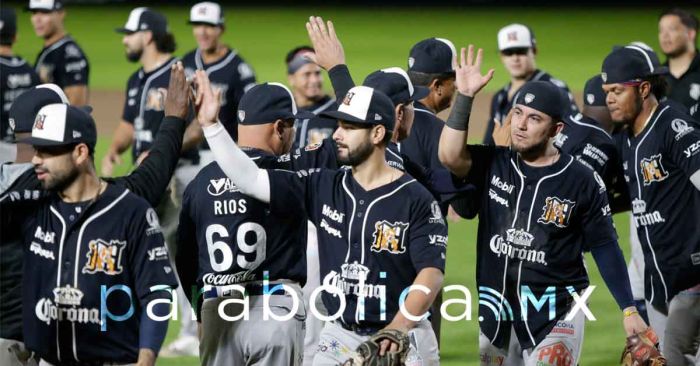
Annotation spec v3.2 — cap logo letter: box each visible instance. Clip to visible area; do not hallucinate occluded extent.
[586,94,594,105]
[524,93,535,104]
[342,92,355,106]
[238,110,246,122]
[408,57,415,68]
[601,73,607,83]
[508,32,518,41]
[34,114,46,130]
[198,7,207,15]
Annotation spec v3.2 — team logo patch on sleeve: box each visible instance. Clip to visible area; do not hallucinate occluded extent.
[640,154,669,185]
[371,221,409,254]
[429,201,445,225]
[671,119,694,141]
[537,197,575,228]
[82,239,126,275]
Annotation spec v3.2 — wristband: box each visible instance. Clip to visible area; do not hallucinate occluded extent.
[623,309,639,318]
[445,94,474,131]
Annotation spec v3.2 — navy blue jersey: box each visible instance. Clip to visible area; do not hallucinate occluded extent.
[483,70,578,145]
[34,36,89,88]
[464,146,616,349]
[1,55,39,141]
[399,101,443,170]
[556,114,619,191]
[268,168,447,326]
[20,184,177,364]
[292,95,338,150]
[177,148,307,295]
[182,48,256,143]
[122,57,197,163]
[663,53,700,111]
[617,102,700,308]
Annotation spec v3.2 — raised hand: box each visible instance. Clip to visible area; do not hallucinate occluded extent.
[193,70,222,128]
[163,62,191,120]
[453,45,495,97]
[305,16,345,70]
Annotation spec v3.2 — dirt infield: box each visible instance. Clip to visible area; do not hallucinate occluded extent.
[89,90,584,142]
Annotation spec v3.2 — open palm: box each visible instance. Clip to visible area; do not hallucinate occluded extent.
[454,45,495,97]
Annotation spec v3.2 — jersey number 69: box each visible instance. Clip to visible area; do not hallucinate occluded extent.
[205,223,267,272]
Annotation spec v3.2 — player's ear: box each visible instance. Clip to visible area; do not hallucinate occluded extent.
[429,78,440,92]
[73,143,90,166]
[639,81,652,100]
[395,104,404,125]
[551,120,564,137]
[273,119,285,139]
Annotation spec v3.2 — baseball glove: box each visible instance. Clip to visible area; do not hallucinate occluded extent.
[340,329,410,366]
[620,328,666,366]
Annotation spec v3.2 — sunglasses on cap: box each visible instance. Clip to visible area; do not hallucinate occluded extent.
[501,47,530,56]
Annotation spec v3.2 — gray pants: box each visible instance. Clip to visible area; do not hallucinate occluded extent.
[313,319,439,365]
[0,338,36,366]
[664,291,700,365]
[200,287,306,366]
[479,310,585,366]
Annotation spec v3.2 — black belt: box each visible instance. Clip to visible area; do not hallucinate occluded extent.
[336,320,385,336]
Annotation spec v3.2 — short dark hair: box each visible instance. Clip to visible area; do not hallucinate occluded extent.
[407,70,454,87]
[286,46,314,64]
[0,35,13,46]
[642,74,669,100]
[153,32,176,54]
[660,8,699,35]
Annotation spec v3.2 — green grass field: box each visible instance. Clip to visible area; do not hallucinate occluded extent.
[8,4,697,364]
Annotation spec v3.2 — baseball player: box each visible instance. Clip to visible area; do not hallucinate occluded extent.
[11,103,177,365]
[0,65,192,365]
[483,23,578,145]
[659,8,700,112]
[177,80,312,365]
[182,1,257,146]
[104,7,187,174]
[439,45,648,364]
[1,8,40,163]
[601,45,700,363]
[27,0,89,105]
[286,46,338,149]
[196,46,447,365]
[402,37,456,170]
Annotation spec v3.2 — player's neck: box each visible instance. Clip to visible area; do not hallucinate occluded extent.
[141,50,171,73]
[0,46,13,57]
[351,148,399,191]
[293,92,321,109]
[60,171,103,203]
[43,30,66,47]
[631,98,659,137]
[668,48,696,78]
[200,44,228,64]
[519,143,560,167]
[238,130,275,155]
[419,96,438,114]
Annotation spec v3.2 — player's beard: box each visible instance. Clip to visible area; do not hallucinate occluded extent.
[337,138,374,166]
[126,49,142,63]
[511,136,550,158]
[40,164,80,192]
[663,43,688,58]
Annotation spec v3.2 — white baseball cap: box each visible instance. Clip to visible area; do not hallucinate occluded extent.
[189,2,224,26]
[26,0,63,12]
[497,24,535,51]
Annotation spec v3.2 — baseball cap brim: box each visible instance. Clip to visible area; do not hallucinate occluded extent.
[17,136,73,147]
[187,20,220,26]
[320,110,376,125]
[114,27,135,34]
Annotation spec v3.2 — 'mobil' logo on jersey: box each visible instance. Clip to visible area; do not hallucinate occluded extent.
[371,221,409,254]
[82,239,126,275]
[537,197,576,228]
[640,154,669,185]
